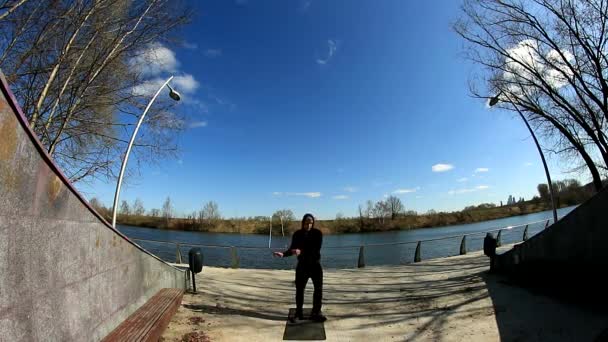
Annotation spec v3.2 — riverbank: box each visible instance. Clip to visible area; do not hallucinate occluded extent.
[113,200,574,235]
[160,247,607,341]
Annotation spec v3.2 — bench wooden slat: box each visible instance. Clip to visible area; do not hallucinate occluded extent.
[102,288,184,342]
[125,293,173,341]
[119,289,181,341]
[130,291,177,341]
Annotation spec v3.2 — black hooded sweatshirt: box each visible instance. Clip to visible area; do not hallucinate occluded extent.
[283,228,322,264]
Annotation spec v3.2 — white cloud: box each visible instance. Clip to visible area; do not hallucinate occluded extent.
[204,49,222,58]
[132,74,199,97]
[502,39,574,96]
[173,74,199,93]
[524,162,533,167]
[296,192,321,198]
[343,186,357,193]
[183,98,209,113]
[189,121,207,128]
[332,195,349,200]
[457,177,468,182]
[432,163,454,172]
[448,185,490,195]
[393,188,417,194]
[299,0,312,11]
[474,168,489,173]
[316,39,338,65]
[130,43,179,76]
[183,42,198,50]
[273,192,321,198]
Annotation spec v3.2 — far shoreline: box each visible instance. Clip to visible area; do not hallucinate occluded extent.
[114,201,575,236]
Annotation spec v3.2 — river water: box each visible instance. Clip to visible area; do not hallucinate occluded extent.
[118,206,575,269]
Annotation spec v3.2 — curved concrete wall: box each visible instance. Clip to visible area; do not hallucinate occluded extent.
[0,72,186,341]
[496,187,608,270]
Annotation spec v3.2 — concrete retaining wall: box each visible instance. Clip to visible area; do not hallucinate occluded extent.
[0,72,186,341]
[495,186,608,272]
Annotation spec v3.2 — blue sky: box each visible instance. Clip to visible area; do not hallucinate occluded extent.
[79,0,585,219]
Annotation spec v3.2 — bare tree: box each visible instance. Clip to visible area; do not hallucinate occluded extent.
[374,200,391,224]
[162,196,173,222]
[0,0,192,183]
[89,197,103,210]
[132,198,145,216]
[385,195,404,220]
[120,200,130,216]
[199,201,221,226]
[149,208,160,217]
[365,200,374,218]
[272,209,294,236]
[455,0,608,191]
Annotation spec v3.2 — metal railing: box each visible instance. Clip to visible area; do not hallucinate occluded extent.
[129,218,553,270]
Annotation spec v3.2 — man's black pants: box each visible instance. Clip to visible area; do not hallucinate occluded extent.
[295,261,323,314]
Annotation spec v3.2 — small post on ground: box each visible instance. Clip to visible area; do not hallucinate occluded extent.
[459,236,467,255]
[523,225,529,241]
[414,241,421,263]
[544,219,550,229]
[175,243,182,264]
[357,246,365,268]
[230,246,239,269]
[496,230,502,247]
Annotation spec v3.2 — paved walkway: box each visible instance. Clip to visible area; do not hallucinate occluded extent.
[161,249,607,341]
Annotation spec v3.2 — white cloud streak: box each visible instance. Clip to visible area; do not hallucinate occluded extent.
[393,188,417,194]
[204,49,222,58]
[332,195,349,200]
[432,163,454,172]
[189,121,208,128]
[273,192,322,198]
[448,185,490,195]
[457,177,468,182]
[474,168,489,173]
[343,186,357,193]
[316,39,338,65]
[299,0,312,11]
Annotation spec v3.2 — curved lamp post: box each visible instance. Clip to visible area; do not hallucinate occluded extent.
[489,92,558,223]
[111,76,181,228]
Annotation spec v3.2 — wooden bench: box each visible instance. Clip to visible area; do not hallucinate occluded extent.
[102,288,184,342]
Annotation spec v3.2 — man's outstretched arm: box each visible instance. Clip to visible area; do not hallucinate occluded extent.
[273,232,298,257]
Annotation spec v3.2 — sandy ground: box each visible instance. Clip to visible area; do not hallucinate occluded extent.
[160,249,607,342]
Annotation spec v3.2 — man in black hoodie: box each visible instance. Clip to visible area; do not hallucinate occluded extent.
[273,213,326,323]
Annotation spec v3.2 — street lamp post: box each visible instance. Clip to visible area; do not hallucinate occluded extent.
[111,76,181,228]
[489,92,558,223]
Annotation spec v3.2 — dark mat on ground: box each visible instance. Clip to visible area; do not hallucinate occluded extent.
[283,308,326,341]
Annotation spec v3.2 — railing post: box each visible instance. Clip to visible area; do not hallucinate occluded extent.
[459,235,467,255]
[523,224,529,241]
[175,243,183,264]
[414,241,421,263]
[544,219,550,229]
[496,229,502,247]
[357,246,365,268]
[230,246,239,269]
